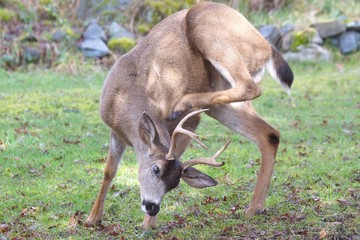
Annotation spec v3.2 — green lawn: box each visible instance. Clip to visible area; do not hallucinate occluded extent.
[0,56,359,239]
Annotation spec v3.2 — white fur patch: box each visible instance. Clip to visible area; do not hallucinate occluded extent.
[230,102,246,109]
[208,58,236,87]
[266,59,291,94]
[252,67,265,84]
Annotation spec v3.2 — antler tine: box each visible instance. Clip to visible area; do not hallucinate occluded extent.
[182,139,232,170]
[166,109,209,160]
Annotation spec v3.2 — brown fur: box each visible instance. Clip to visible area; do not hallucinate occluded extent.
[87,2,293,230]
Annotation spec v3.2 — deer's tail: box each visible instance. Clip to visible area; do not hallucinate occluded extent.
[267,46,294,94]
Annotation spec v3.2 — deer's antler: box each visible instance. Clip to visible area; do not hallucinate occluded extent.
[166,109,209,160]
[182,139,231,170]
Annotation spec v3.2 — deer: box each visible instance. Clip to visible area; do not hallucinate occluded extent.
[86,1,293,230]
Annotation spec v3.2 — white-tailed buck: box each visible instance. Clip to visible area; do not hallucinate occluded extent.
[86,2,293,229]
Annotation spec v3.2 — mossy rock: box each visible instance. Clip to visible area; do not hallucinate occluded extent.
[137,24,152,35]
[39,0,52,5]
[36,5,57,21]
[290,28,316,51]
[144,0,194,24]
[108,37,136,52]
[0,8,16,22]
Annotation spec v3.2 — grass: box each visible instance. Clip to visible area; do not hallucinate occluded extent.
[1,1,359,238]
[0,52,359,239]
[237,0,360,28]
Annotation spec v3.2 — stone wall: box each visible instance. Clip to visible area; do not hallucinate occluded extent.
[1,5,359,70]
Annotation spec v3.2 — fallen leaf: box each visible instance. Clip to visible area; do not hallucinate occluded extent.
[14,122,30,134]
[187,204,200,216]
[20,206,38,216]
[337,199,355,206]
[297,151,308,157]
[275,213,305,223]
[113,189,130,198]
[286,189,303,204]
[105,224,124,236]
[68,215,77,228]
[0,140,6,151]
[311,196,321,202]
[335,63,344,72]
[95,158,106,164]
[29,168,43,176]
[0,223,10,233]
[342,128,352,135]
[292,120,300,128]
[202,196,220,205]
[247,159,255,168]
[319,229,327,239]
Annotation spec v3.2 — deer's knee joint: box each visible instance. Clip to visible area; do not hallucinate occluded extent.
[104,168,117,181]
[251,84,262,98]
[268,132,280,145]
[244,82,261,99]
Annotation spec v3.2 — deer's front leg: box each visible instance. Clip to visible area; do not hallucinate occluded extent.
[141,214,157,230]
[86,132,126,225]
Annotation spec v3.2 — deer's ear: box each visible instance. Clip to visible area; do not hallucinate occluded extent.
[181,167,218,188]
[139,112,161,149]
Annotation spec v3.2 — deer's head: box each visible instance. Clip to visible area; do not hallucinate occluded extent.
[137,109,231,216]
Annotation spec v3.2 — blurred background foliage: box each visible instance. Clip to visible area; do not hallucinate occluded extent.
[0,0,359,71]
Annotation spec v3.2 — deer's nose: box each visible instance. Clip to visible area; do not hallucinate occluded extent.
[142,201,160,216]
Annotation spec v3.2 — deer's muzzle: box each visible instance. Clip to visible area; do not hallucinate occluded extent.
[142,200,160,216]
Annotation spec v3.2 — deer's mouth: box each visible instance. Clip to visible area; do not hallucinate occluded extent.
[141,200,160,216]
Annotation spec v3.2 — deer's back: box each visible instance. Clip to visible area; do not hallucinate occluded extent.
[100,2,271,145]
[100,9,210,144]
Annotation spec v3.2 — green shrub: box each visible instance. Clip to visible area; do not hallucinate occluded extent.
[39,0,52,5]
[137,24,151,34]
[290,28,316,51]
[108,37,136,52]
[0,8,16,22]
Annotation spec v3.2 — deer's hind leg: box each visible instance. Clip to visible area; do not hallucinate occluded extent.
[171,47,263,120]
[207,102,279,216]
[86,130,126,225]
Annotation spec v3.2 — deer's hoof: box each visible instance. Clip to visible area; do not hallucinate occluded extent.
[85,216,102,227]
[245,207,266,217]
[169,111,184,121]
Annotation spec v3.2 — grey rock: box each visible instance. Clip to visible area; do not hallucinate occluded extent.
[1,54,16,68]
[281,32,293,51]
[75,0,87,20]
[346,20,360,31]
[258,25,281,48]
[312,21,346,38]
[80,39,110,58]
[280,23,295,36]
[52,29,66,42]
[118,0,131,6]
[284,44,331,62]
[109,21,135,39]
[328,36,340,47]
[339,31,360,54]
[83,22,107,42]
[4,33,16,42]
[24,47,41,63]
[311,30,323,45]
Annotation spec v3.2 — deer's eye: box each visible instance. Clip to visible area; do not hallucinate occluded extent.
[152,165,160,176]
